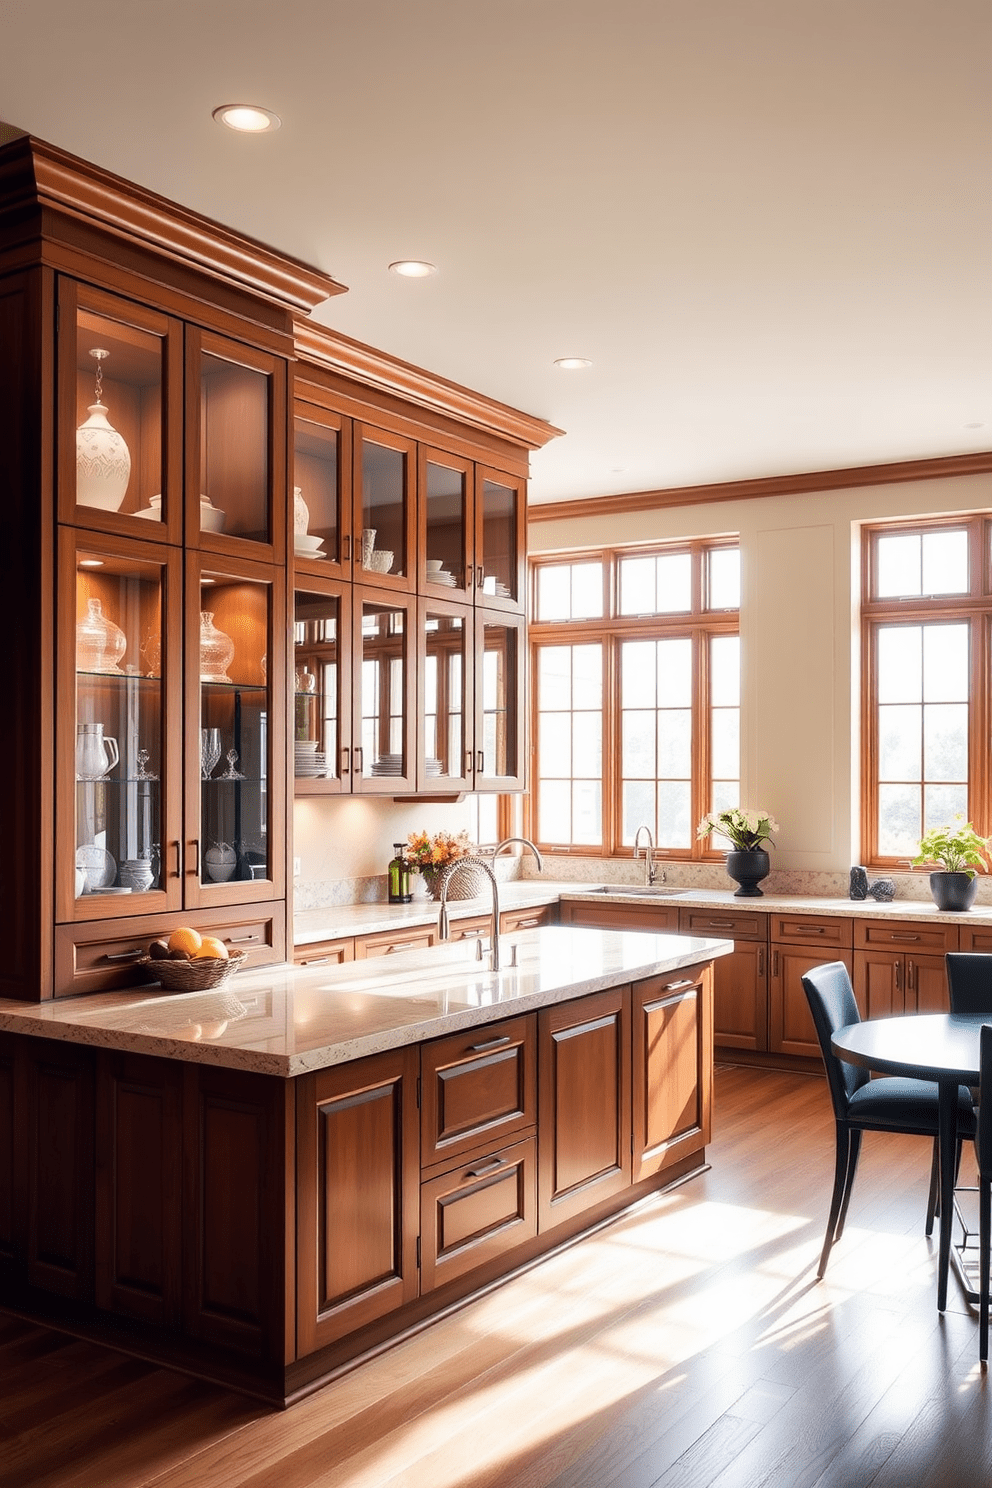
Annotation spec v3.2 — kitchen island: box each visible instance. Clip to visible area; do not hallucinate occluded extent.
[0,925,730,1404]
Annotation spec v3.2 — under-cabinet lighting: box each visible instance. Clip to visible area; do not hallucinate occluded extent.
[79,559,103,568]
[212,104,281,133]
[389,260,437,278]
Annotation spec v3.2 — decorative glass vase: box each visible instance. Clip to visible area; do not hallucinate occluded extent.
[76,597,127,673]
[76,398,131,511]
[199,611,235,682]
[725,848,770,898]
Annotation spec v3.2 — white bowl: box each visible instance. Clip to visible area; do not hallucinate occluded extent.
[366,550,394,573]
[295,533,326,554]
[426,559,444,573]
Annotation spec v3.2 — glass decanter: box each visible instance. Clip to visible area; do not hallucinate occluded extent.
[199,611,235,682]
[76,597,127,674]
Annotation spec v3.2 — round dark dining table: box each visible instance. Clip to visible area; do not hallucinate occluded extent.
[831,1012,987,1312]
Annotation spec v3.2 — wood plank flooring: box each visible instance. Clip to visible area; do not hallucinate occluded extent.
[3,1064,990,1487]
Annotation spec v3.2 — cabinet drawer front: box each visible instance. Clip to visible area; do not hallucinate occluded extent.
[678,907,766,941]
[420,1135,537,1292]
[445,916,490,944]
[55,907,284,997]
[854,919,959,954]
[354,928,435,958]
[957,925,992,953]
[770,913,853,950]
[294,938,355,966]
[422,1015,536,1169]
[500,905,554,934]
[558,901,681,933]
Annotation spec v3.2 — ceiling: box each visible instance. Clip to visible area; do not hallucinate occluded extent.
[3,0,990,505]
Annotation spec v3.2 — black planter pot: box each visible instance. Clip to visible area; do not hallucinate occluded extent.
[929,871,978,912]
[725,849,770,898]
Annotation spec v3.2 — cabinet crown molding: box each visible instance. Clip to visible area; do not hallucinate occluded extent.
[0,132,346,313]
[294,316,563,453]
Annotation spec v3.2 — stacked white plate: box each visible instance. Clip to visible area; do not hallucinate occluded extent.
[295,533,326,559]
[370,752,403,777]
[425,757,443,776]
[295,752,328,778]
[431,570,457,587]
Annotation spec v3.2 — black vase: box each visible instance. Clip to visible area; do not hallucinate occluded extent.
[725,848,770,898]
[929,871,978,912]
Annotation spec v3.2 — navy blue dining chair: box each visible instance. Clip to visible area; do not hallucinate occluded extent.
[801,961,976,1278]
[977,1023,992,1364]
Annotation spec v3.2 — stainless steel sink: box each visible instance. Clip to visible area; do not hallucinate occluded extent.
[589,884,689,897]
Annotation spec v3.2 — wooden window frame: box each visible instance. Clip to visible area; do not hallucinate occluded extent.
[861,515,992,869]
[527,543,739,861]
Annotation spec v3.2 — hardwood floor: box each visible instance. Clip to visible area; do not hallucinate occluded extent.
[3,1064,990,1487]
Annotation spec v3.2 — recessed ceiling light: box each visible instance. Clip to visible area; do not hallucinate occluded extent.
[389,260,437,278]
[212,104,281,133]
[554,357,592,370]
[964,421,986,430]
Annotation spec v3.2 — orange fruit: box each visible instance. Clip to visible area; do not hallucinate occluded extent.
[168,926,202,955]
[192,935,229,961]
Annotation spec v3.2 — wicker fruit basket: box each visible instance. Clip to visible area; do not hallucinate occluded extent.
[139,948,248,992]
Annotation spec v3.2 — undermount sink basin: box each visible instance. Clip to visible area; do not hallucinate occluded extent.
[589,884,689,898]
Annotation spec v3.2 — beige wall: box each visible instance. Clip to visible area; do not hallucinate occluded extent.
[529,472,992,872]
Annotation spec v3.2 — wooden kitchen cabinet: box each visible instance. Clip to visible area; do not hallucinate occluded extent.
[678,906,767,1051]
[354,925,437,958]
[420,1135,537,1292]
[538,986,631,1230]
[853,918,959,1018]
[293,938,355,967]
[558,899,682,934]
[500,903,556,934]
[421,1015,537,1172]
[296,1047,420,1357]
[632,962,713,1182]
[768,912,855,1060]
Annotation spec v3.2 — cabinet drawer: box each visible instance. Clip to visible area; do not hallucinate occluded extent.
[956,925,992,952]
[558,901,681,933]
[445,915,491,944]
[769,913,853,950]
[294,938,355,967]
[854,918,959,954]
[420,1135,537,1293]
[678,907,766,942]
[500,905,555,934]
[354,927,436,958]
[422,1014,537,1170]
[54,904,285,998]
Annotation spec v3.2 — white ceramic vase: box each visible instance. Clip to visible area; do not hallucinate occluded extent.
[76,398,131,511]
[294,486,310,535]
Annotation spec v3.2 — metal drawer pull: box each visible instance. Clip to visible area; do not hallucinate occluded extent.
[465,1156,505,1179]
[469,1034,512,1052]
[890,933,920,942]
[228,933,259,944]
[103,947,144,962]
[301,956,331,966]
[660,978,695,992]
[705,919,736,929]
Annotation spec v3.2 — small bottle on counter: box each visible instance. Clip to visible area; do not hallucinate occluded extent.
[388,843,412,903]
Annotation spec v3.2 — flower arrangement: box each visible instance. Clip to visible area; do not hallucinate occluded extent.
[910,816,991,878]
[697,807,779,852]
[405,829,476,875]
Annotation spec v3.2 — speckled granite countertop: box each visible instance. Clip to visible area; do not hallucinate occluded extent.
[294,880,992,943]
[0,926,733,1078]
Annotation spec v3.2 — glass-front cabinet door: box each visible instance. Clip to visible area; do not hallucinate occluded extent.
[352,587,416,793]
[293,578,352,795]
[355,426,415,589]
[59,279,183,541]
[418,599,474,791]
[57,530,183,921]
[420,449,471,599]
[475,612,527,791]
[187,329,287,561]
[186,557,285,904]
[293,408,351,575]
[476,467,526,611]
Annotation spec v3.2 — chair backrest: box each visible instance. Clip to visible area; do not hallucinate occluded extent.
[801,961,870,1117]
[978,1024,992,1180]
[945,953,992,1016]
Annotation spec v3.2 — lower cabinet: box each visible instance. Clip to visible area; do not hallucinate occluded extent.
[296,1048,420,1357]
[632,965,713,1182]
[420,1136,538,1292]
[767,913,855,1059]
[538,986,631,1230]
[678,907,766,1051]
[853,918,958,1017]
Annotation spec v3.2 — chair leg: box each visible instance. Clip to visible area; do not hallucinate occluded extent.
[980,1172,990,1366]
[819,1125,852,1279]
[926,1139,940,1237]
[834,1128,862,1244]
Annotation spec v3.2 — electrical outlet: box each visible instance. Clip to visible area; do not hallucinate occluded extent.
[293,857,301,877]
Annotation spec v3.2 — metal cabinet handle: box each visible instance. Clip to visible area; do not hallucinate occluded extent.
[757,947,765,977]
[705,919,736,929]
[907,959,916,992]
[172,841,182,878]
[895,960,902,992]
[342,535,351,561]
[465,749,474,776]
[341,746,350,775]
[659,978,695,993]
[300,956,332,966]
[771,950,780,977]
[354,746,363,774]
[891,933,920,942]
[469,1034,512,1052]
[465,1156,505,1179]
[227,933,259,945]
[477,750,484,772]
[103,947,145,962]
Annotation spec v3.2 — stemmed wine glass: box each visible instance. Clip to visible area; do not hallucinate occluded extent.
[220,748,246,780]
[200,727,221,780]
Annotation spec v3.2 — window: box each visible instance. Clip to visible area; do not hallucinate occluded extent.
[530,543,740,856]
[863,518,992,865]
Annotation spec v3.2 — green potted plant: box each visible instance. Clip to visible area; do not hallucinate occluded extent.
[697,807,779,897]
[911,815,991,911]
